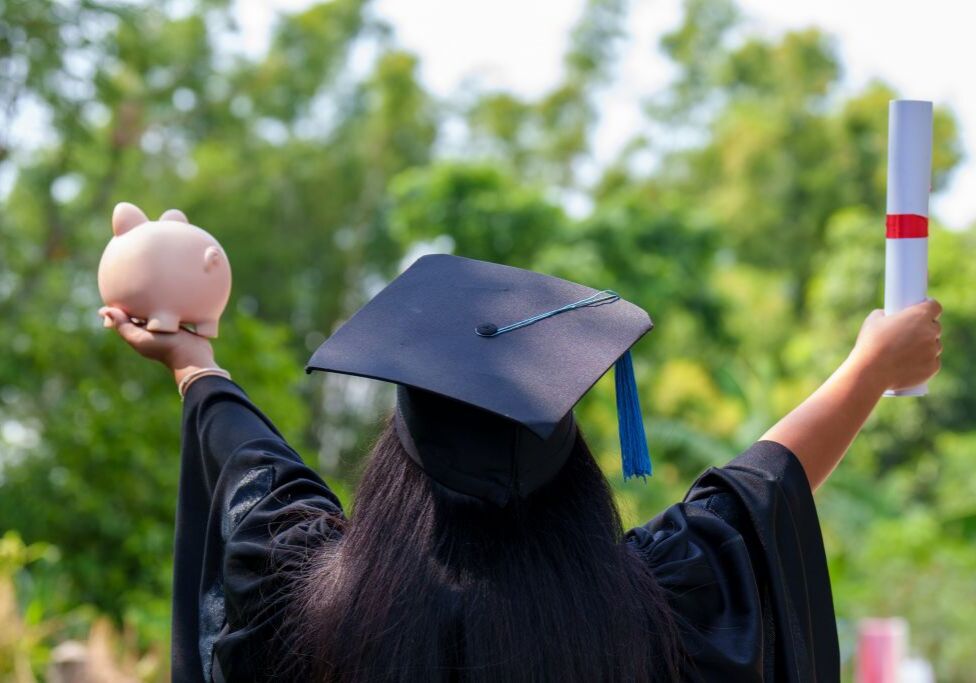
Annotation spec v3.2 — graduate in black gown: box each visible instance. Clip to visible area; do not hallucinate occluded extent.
[101,251,943,683]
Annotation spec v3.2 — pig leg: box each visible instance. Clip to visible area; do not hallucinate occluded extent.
[195,319,219,338]
[146,311,181,333]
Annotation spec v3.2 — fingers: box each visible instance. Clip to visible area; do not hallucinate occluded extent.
[917,297,943,319]
[99,306,118,328]
[866,308,885,322]
[99,306,138,335]
[99,307,155,346]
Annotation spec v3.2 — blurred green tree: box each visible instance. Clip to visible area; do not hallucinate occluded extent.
[1,0,974,680]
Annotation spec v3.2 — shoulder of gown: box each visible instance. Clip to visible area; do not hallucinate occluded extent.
[173,376,345,683]
[624,440,840,683]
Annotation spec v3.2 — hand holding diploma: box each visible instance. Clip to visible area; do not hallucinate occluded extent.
[851,300,943,393]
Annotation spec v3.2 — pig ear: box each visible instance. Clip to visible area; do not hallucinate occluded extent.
[112,202,149,236]
[159,208,188,223]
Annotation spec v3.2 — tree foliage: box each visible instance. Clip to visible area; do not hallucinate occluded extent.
[1,0,974,679]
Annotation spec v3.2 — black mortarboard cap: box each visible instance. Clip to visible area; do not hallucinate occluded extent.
[306,254,653,505]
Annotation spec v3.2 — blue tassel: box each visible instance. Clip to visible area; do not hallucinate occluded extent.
[614,350,652,480]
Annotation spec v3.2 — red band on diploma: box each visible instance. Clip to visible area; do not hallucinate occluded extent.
[886,214,928,238]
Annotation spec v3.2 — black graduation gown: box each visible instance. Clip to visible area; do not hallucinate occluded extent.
[171,376,840,683]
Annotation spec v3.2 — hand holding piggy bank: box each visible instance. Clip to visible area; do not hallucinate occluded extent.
[97,203,232,338]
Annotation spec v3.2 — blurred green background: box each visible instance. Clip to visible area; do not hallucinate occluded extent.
[1,0,974,680]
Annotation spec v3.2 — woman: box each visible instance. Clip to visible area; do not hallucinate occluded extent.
[101,238,942,682]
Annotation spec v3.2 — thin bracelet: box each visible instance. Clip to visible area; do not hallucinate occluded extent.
[178,367,231,399]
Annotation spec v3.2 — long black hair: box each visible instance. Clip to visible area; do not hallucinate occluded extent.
[284,418,682,682]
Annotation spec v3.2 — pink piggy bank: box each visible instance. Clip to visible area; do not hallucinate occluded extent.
[97,202,232,338]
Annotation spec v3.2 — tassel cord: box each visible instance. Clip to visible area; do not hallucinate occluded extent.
[615,350,652,480]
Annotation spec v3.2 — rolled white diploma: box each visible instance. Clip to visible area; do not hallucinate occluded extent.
[883,99,933,397]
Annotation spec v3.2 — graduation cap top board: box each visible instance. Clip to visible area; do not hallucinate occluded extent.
[306,254,653,506]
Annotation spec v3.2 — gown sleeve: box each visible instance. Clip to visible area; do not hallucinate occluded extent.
[625,440,840,683]
[171,375,344,683]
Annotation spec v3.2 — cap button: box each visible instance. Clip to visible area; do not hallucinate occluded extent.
[476,323,498,337]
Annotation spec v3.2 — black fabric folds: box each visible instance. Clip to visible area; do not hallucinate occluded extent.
[173,376,343,683]
[172,379,838,682]
[625,440,839,682]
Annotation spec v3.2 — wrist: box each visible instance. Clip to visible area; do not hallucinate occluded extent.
[169,346,215,377]
[171,350,219,387]
[842,349,888,396]
[176,366,231,399]
[173,362,221,385]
